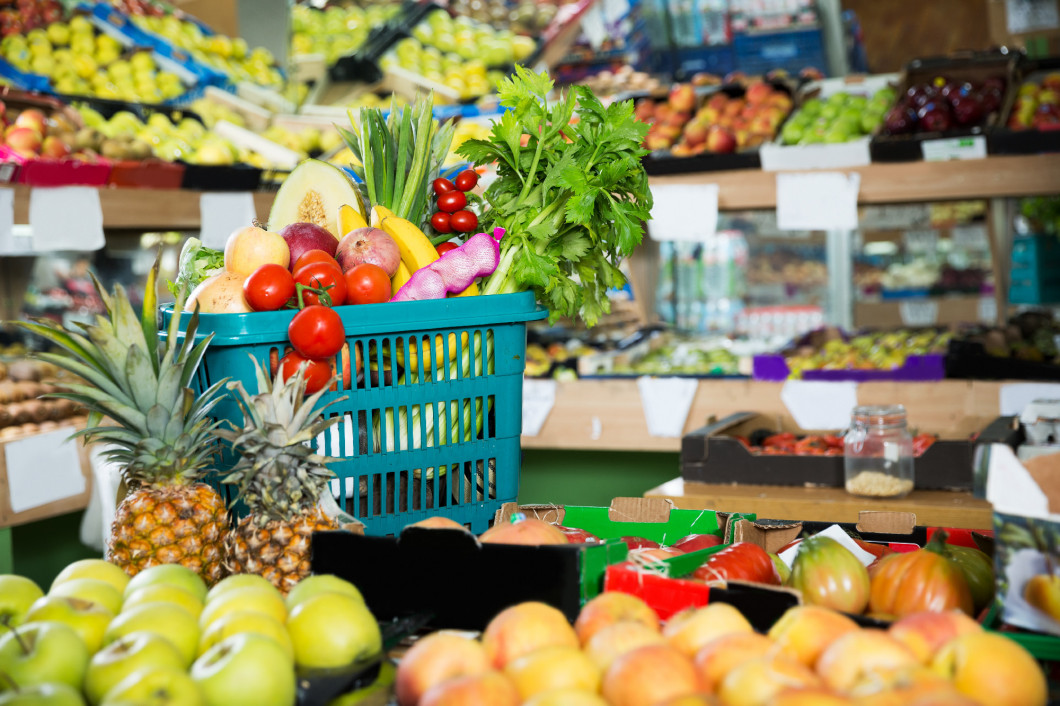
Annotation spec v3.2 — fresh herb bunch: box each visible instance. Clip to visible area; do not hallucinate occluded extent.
[338,93,455,231]
[457,67,652,326]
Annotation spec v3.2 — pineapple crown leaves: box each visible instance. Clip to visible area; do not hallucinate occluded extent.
[216,356,347,524]
[10,254,228,484]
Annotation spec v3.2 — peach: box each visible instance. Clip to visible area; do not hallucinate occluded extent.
[692,632,774,692]
[669,85,697,114]
[584,620,666,671]
[816,629,919,694]
[480,518,568,545]
[717,656,822,706]
[772,688,853,705]
[705,126,736,154]
[663,603,753,657]
[856,681,979,706]
[931,632,1047,706]
[602,644,701,706]
[505,646,600,699]
[656,696,720,706]
[482,602,578,669]
[420,670,519,706]
[887,611,982,664]
[575,592,659,645]
[767,605,860,668]
[40,135,70,159]
[395,632,491,706]
[745,81,773,104]
[5,126,41,154]
[524,691,609,706]
[845,666,952,700]
[14,108,46,137]
[408,517,468,530]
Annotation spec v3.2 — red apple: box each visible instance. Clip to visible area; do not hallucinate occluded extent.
[5,126,41,155]
[745,81,773,105]
[14,108,46,137]
[40,135,70,159]
[669,85,697,114]
[670,534,722,553]
[705,126,737,154]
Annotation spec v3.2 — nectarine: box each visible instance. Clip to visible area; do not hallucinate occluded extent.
[408,517,468,531]
[663,603,753,657]
[480,518,568,545]
[692,632,774,692]
[717,655,822,706]
[505,645,600,699]
[772,688,853,705]
[602,644,701,706]
[767,605,859,667]
[523,691,609,706]
[815,629,919,694]
[575,592,659,645]
[887,611,982,664]
[395,632,491,706]
[419,670,519,706]
[931,632,1047,706]
[482,602,579,669]
[584,621,666,671]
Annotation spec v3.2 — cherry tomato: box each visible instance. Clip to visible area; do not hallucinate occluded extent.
[243,263,295,312]
[436,191,467,214]
[431,211,452,234]
[432,177,456,195]
[295,262,347,307]
[288,305,344,359]
[454,169,478,192]
[294,249,340,273]
[449,210,478,233]
[279,351,333,394]
[436,241,459,255]
[344,263,391,305]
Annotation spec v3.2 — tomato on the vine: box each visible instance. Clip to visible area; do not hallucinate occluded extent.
[243,264,295,311]
[288,305,344,359]
[344,263,391,305]
[279,351,333,394]
[432,177,456,195]
[454,169,478,192]
[295,262,347,307]
[431,212,452,234]
[437,191,466,214]
[449,210,478,233]
[436,241,459,255]
[294,249,341,273]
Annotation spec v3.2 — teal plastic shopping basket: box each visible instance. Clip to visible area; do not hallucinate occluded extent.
[161,292,546,536]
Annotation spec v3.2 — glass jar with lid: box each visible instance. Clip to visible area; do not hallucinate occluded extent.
[844,405,914,499]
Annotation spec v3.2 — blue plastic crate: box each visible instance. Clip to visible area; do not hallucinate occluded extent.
[1010,234,1060,304]
[648,44,735,77]
[732,27,827,76]
[162,293,546,535]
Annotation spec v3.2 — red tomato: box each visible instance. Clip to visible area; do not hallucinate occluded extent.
[435,241,459,255]
[295,262,347,307]
[279,351,332,394]
[449,210,478,233]
[436,191,466,214]
[454,169,478,192]
[431,212,452,234]
[344,263,391,305]
[288,305,344,359]
[294,249,341,273]
[432,177,456,195]
[243,264,295,311]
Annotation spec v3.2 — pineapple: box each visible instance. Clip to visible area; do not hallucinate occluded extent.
[15,259,230,585]
[217,358,344,594]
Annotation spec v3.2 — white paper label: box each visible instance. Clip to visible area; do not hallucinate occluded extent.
[780,380,858,430]
[978,296,998,323]
[0,188,16,255]
[521,379,557,437]
[1000,383,1060,416]
[648,184,719,242]
[899,300,939,326]
[200,192,258,250]
[28,187,104,252]
[903,229,939,252]
[952,224,990,250]
[921,136,988,162]
[4,427,85,513]
[1006,0,1060,33]
[775,172,861,231]
[637,376,698,438]
[778,524,878,569]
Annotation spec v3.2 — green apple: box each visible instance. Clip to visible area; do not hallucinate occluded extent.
[99,666,204,706]
[198,587,286,631]
[122,584,203,619]
[197,611,293,660]
[24,596,113,654]
[49,579,123,615]
[204,574,276,605]
[0,683,85,705]
[286,593,380,669]
[191,634,294,706]
[84,632,185,706]
[284,574,363,613]
[103,604,198,668]
[0,622,89,691]
[0,575,44,628]
[124,565,207,603]
[51,560,129,596]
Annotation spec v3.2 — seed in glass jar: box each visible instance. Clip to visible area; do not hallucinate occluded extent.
[845,471,914,498]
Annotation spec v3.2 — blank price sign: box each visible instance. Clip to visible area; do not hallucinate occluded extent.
[776,172,861,231]
[648,184,719,242]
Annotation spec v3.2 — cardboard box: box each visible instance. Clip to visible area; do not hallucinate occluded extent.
[0,424,93,528]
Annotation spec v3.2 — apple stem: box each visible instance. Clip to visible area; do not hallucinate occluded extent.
[0,619,30,656]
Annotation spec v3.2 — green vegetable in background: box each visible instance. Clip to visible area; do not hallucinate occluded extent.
[457,67,653,327]
[168,237,224,297]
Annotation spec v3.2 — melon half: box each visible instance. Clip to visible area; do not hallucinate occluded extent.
[268,159,367,238]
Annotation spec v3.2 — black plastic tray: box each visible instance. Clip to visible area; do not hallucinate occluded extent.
[989,56,1060,156]
[179,163,263,191]
[945,338,1060,381]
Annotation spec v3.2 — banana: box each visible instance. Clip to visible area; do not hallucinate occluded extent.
[338,203,368,236]
[379,213,439,273]
[392,260,412,296]
[399,331,470,374]
[370,205,396,228]
[454,281,479,297]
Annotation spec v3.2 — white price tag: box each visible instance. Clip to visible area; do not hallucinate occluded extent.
[775,172,861,231]
[921,136,987,162]
[952,224,990,250]
[637,376,698,438]
[648,184,719,242]
[1006,0,1060,33]
[521,379,557,437]
[899,300,939,326]
[200,192,258,250]
[1000,383,1060,416]
[978,296,998,323]
[28,187,104,252]
[903,229,939,252]
[780,380,858,431]
[4,427,85,513]
[0,188,16,255]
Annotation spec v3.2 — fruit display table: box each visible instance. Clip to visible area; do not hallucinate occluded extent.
[645,477,994,529]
